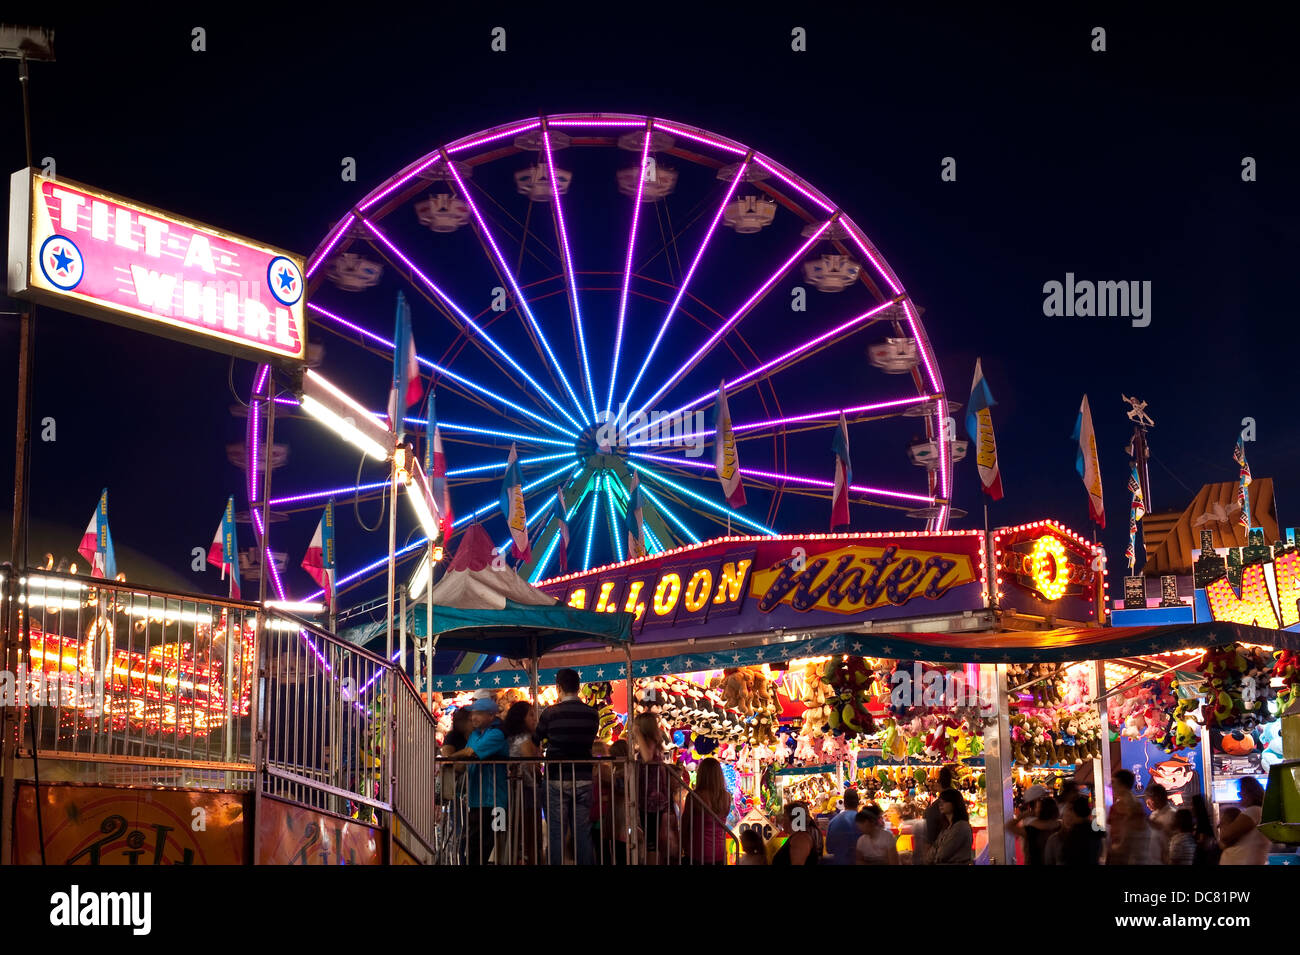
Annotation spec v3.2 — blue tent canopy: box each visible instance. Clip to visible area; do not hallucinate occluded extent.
[429,599,633,660]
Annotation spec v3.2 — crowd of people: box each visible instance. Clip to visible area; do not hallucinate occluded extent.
[438,668,736,865]
[439,673,1275,866]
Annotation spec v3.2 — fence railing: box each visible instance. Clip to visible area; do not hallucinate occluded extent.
[3,569,440,859]
[433,755,740,865]
[10,571,259,778]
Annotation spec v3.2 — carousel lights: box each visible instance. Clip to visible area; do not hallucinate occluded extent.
[264,600,325,614]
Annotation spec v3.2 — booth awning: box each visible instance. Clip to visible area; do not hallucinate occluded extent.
[430,600,633,659]
[427,619,1297,693]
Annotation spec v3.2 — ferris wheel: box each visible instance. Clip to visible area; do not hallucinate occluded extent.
[248,113,956,604]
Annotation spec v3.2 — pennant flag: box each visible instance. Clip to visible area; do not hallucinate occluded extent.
[77,488,117,579]
[625,473,646,559]
[1126,462,1146,574]
[1234,436,1253,529]
[387,292,421,438]
[1071,395,1105,528]
[207,496,242,599]
[301,499,337,608]
[831,412,852,529]
[426,391,452,540]
[499,444,532,562]
[555,485,570,574]
[964,359,1004,501]
[713,382,746,508]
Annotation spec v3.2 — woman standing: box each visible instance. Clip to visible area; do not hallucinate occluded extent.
[1219,777,1270,865]
[1008,786,1061,866]
[772,801,824,865]
[930,789,974,864]
[681,757,732,865]
[1190,794,1221,866]
[631,713,678,865]
[503,701,542,865]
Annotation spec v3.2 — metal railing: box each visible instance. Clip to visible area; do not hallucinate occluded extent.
[10,571,258,779]
[433,755,740,865]
[3,569,441,859]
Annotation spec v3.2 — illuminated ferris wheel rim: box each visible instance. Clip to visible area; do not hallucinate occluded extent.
[253,112,954,603]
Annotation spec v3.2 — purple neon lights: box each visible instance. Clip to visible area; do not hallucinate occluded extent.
[622,155,752,410]
[541,126,598,420]
[363,217,584,431]
[359,154,443,213]
[636,222,831,416]
[306,215,354,279]
[607,125,653,413]
[653,121,747,157]
[272,481,387,507]
[753,156,835,215]
[445,119,541,156]
[629,452,937,504]
[443,152,591,425]
[308,302,577,438]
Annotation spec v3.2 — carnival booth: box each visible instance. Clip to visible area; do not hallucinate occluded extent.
[424,520,1300,863]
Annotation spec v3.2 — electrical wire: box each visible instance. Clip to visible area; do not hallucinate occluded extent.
[354,453,387,532]
[228,355,249,408]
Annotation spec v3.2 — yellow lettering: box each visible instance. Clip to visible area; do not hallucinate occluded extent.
[653,573,681,616]
[566,588,587,610]
[713,560,752,604]
[624,581,647,622]
[594,580,617,613]
[684,568,713,612]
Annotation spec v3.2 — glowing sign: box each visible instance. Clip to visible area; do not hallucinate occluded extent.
[1029,536,1069,601]
[750,543,973,615]
[1205,562,1282,629]
[8,169,307,364]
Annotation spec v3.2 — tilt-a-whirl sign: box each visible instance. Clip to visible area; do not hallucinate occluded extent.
[538,532,989,643]
[7,169,306,364]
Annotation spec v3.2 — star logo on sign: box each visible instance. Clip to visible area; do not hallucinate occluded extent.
[972,653,981,661]
[277,267,297,292]
[1031,653,1040,660]
[755,650,764,660]
[684,660,693,670]
[662,662,671,672]
[731,654,741,663]
[618,666,625,676]
[596,668,604,678]
[513,674,522,684]
[881,646,892,655]
[639,664,648,674]
[1001,655,1010,662]
[852,642,862,652]
[454,678,463,688]
[942,651,952,660]
[474,677,482,687]
[708,656,717,666]
[51,246,74,273]
[493,676,501,685]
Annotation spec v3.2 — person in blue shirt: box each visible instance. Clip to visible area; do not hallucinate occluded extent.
[825,788,861,865]
[447,697,509,864]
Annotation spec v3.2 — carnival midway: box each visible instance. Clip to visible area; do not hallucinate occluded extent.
[2,101,1299,871]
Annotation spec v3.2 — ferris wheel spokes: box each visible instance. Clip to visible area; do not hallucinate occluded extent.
[633,220,831,420]
[443,154,593,428]
[607,125,654,417]
[540,126,599,424]
[362,217,586,433]
[621,155,752,415]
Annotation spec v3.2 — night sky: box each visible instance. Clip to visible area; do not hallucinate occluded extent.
[0,9,1296,608]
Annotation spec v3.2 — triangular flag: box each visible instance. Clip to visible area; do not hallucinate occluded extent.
[426,391,452,540]
[1071,395,1105,528]
[831,413,852,529]
[713,382,746,508]
[625,473,646,559]
[207,496,242,599]
[78,489,117,579]
[965,358,1003,501]
[555,485,570,574]
[387,292,421,438]
[301,499,336,608]
[499,444,531,562]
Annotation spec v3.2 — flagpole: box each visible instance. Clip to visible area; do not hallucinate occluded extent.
[426,537,436,708]
[387,447,398,665]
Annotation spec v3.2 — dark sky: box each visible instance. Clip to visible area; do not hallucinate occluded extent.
[0,9,1296,607]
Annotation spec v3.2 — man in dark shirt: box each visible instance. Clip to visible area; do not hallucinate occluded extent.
[533,668,599,865]
[921,766,960,863]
